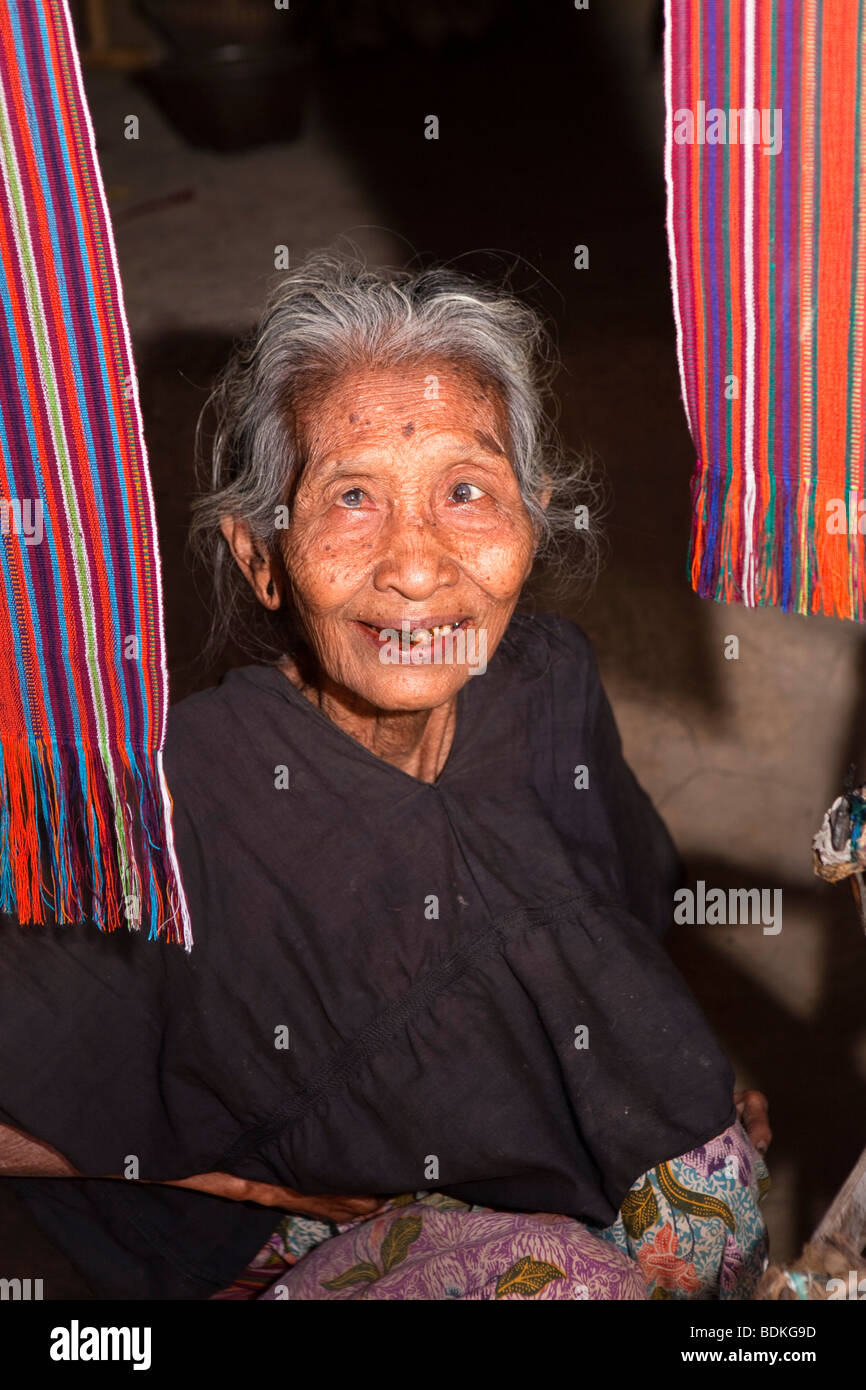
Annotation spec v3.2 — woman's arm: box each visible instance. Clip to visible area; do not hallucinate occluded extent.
[161,1171,383,1222]
[0,1121,383,1223]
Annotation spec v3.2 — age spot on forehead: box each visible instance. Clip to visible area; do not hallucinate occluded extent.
[348,412,359,423]
[401,420,415,437]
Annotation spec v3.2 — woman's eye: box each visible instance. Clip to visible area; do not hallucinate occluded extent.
[338,488,366,509]
[450,481,484,504]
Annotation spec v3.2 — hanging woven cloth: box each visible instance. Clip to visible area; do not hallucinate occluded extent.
[665,0,866,620]
[0,0,190,943]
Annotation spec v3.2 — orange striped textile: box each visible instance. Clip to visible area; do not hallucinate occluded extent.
[665,0,866,620]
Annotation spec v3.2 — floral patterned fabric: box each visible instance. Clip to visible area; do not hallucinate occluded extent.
[212,1120,769,1301]
[598,1118,770,1300]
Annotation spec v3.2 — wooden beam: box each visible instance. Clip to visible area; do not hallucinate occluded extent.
[811,1142,866,1252]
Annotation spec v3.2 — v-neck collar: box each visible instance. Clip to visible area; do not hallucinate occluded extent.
[238,660,478,790]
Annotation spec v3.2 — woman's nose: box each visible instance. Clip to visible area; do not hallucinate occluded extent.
[371,515,460,597]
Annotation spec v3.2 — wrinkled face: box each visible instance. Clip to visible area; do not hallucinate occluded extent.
[281,360,537,711]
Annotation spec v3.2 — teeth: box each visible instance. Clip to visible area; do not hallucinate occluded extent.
[408,623,458,644]
[366,619,464,642]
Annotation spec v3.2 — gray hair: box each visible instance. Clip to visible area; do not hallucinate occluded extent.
[190,250,598,660]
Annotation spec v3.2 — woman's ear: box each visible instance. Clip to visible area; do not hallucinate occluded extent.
[219,517,281,610]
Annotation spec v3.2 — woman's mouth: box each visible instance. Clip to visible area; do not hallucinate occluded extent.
[352,617,470,649]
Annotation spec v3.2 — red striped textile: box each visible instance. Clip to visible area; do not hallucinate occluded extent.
[0,0,190,943]
[665,0,866,620]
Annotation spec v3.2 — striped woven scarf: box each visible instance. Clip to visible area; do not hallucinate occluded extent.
[0,0,190,943]
[665,0,866,620]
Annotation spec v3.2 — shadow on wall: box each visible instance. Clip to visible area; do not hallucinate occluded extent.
[669,858,866,1247]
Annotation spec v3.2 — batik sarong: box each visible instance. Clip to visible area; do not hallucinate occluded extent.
[213,1120,769,1301]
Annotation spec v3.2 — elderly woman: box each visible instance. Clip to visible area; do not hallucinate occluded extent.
[0,254,769,1301]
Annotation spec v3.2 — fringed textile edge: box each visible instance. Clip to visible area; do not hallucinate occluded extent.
[687,458,866,620]
[0,733,192,946]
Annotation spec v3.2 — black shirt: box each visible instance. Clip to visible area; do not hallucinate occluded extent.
[0,612,735,1298]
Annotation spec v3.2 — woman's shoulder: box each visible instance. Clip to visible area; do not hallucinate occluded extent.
[163,664,293,791]
[168,662,289,730]
[496,610,601,696]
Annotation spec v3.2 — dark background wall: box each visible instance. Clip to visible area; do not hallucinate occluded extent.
[4,0,866,1292]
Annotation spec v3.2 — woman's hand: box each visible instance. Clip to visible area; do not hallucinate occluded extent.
[734,1088,771,1154]
[0,1122,78,1175]
[162,1170,385,1223]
